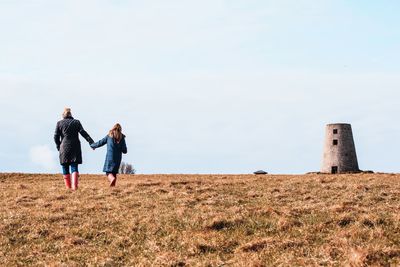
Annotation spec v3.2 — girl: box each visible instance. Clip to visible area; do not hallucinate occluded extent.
[91,123,128,187]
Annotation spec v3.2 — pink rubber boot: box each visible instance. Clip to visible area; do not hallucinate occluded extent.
[63,174,71,189]
[72,172,79,191]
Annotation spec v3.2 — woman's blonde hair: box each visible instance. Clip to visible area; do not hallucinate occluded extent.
[62,108,72,118]
[109,123,123,143]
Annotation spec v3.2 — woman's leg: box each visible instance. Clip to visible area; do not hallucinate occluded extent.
[71,164,79,191]
[62,165,71,189]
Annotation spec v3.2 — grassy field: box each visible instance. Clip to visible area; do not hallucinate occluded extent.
[0,173,399,266]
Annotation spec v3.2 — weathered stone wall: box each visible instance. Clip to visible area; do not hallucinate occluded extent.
[321,123,359,173]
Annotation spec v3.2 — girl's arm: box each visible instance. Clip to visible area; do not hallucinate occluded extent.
[91,136,108,149]
[121,137,127,154]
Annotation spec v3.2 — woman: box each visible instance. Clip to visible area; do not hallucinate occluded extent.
[91,123,127,187]
[54,108,94,190]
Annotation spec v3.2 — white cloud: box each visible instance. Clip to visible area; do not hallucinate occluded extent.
[29,145,57,172]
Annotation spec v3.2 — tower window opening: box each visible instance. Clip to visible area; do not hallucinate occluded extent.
[331,166,338,174]
[333,139,338,145]
[333,129,338,134]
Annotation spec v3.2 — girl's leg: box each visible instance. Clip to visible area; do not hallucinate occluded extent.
[62,165,71,189]
[107,173,116,187]
[71,164,79,191]
[110,173,117,187]
[106,173,113,183]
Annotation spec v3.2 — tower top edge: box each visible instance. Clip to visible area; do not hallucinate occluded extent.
[326,123,352,127]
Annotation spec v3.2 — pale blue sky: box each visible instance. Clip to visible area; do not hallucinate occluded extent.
[0,0,399,174]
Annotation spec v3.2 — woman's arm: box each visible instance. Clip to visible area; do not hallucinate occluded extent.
[91,136,108,149]
[77,120,94,144]
[54,122,61,151]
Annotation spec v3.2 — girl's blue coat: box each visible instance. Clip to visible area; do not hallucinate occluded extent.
[91,135,127,173]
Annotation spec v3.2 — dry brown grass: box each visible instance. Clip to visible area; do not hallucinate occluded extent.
[0,173,399,266]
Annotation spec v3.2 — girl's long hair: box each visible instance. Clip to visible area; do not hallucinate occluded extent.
[109,123,123,143]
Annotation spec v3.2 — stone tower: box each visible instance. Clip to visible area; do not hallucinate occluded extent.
[321,123,360,174]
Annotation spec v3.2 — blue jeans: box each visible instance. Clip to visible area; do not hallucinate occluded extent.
[62,163,79,175]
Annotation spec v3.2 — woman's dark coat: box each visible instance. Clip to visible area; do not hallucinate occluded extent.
[54,117,94,165]
[91,135,127,173]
